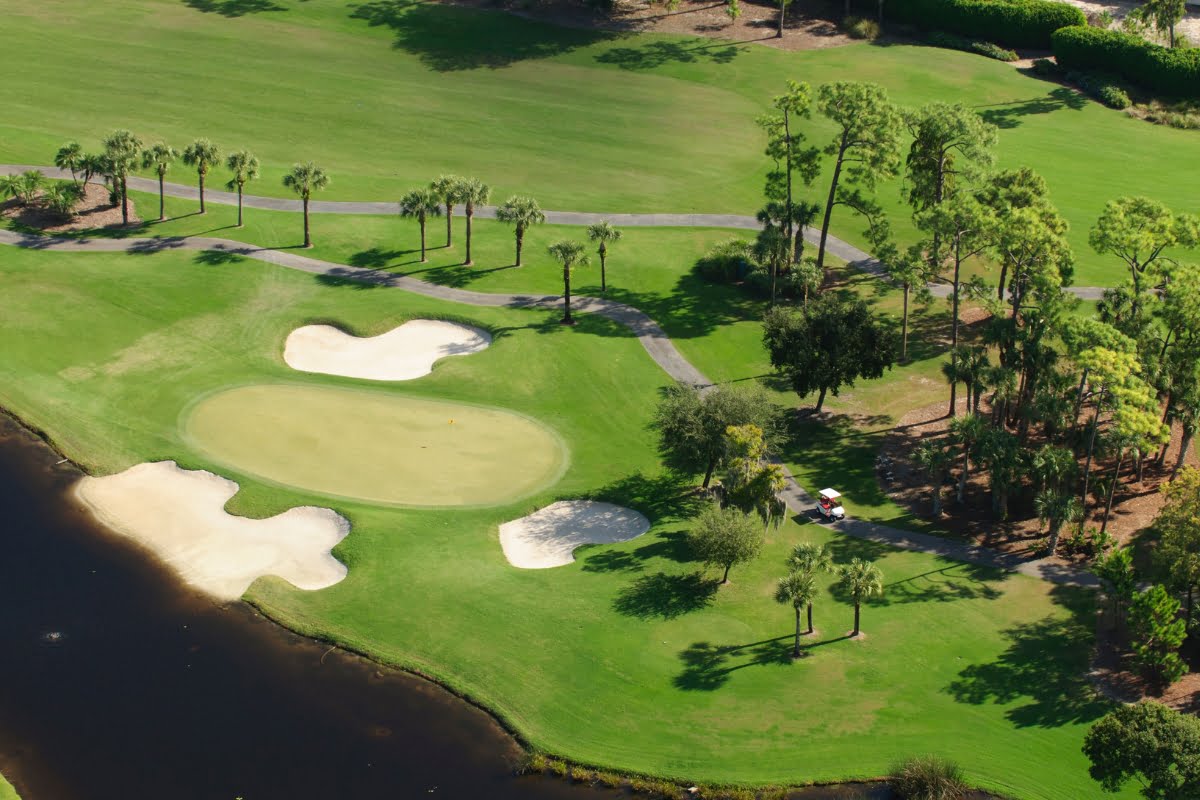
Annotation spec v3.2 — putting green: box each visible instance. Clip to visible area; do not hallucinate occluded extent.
[182,384,568,507]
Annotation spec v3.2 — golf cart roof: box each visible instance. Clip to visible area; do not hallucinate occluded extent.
[819,488,841,500]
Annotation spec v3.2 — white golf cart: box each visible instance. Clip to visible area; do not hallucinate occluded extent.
[817,488,846,521]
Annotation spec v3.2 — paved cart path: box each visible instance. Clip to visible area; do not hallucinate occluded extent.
[0,226,1096,587]
[0,165,1108,301]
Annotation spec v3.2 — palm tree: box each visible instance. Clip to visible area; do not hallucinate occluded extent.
[430,174,467,249]
[776,570,819,657]
[282,162,330,248]
[141,142,177,222]
[225,150,259,228]
[54,142,84,185]
[912,439,953,516]
[182,138,220,214]
[547,240,590,325]
[80,153,107,187]
[460,178,491,266]
[586,221,623,293]
[102,129,143,226]
[0,171,44,206]
[1036,489,1084,556]
[495,196,545,267]
[788,542,834,635]
[399,188,442,263]
[838,558,884,637]
[948,413,987,505]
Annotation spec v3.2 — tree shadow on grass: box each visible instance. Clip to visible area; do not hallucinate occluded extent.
[315,267,389,290]
[945,585,1109,728]
[349,1,617,71]
[603,270,762,341]
[828,560,1007,607]
[586,471,707,521]
[183,0,286,16]
[581,530,694,573]
[613,571,718,620]
[194,249,247,266]
[974,87,1089,130]
[673,635,796,691]
[594,38,742,70]
[348,246,418,269]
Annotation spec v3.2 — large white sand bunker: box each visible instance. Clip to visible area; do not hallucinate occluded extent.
[499,501,650,569]
[76,461,350,602]
[283,320,491,381]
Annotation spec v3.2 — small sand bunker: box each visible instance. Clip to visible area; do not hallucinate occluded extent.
[76,461,349,601]
[283,320,491,381]
[499,501,650,569]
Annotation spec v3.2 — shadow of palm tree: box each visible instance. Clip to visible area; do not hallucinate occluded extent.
[613,571,718,619]
[194,249,246,266]
[183,0,286,16]
[594,38,742,70]
[673,635,795,691]
[974,88,1089,130]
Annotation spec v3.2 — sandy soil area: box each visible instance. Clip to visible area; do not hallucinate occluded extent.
[1055,0,1200,44]
[499,500,650,568]
[76,461,349,602]
[1,182,139,232]
[283,320,491,381]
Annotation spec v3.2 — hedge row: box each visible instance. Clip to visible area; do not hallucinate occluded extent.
[886,0,1085,50]
[1052,25,1200,98]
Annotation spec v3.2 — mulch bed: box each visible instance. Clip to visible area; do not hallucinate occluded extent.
[2,182,139,232]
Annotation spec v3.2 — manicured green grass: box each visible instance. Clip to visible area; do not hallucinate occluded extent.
[184,383,568,506]
[0,245,1129,798]
[2,0,1197,284]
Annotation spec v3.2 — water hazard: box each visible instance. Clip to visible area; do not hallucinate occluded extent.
[0,413,897,800]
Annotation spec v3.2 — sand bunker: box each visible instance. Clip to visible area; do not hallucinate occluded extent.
[283,320,491,381]
[499,501,650,569]
[76,461,349,602]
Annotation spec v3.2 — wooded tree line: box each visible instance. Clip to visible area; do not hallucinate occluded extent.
[744,80,1198,558]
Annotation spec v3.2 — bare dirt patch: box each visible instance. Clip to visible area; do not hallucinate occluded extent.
[879,398,1197,566]
[1,182,139,232]
[1089,607,1200,711]
[448,0,855,50]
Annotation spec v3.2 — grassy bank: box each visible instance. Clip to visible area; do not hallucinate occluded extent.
[0,244,1127,797]
[1,0,1197,284]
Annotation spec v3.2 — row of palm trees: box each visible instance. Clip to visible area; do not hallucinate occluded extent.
[775,543,884,657]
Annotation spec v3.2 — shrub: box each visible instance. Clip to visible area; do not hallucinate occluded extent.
[1053,24,1200,98]
[845,15,882,39]
[928,31,1019,60]
[694,237,754,283]
[888,0,1085,49]
[1137,99,1200,128]
[890,755,969,799]
[1065,69,1134,108]
[1031,56,1060,76]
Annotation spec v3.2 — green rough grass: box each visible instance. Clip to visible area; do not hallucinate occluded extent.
[1,0,1197,284]
[0,245,1131,798]
[0,774,17,800]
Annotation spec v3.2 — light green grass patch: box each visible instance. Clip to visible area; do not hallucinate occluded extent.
[183,383,569,507]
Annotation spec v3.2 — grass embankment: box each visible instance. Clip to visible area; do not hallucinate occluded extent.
[1,0,1197,284]
[0,245,1126,798]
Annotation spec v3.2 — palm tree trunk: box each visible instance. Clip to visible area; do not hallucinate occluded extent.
[1173,427,1195,479]
[419,219,427,262]
[853,602,860,636]
[957,449,969,504]
[815,142,846,276]
[199,171,206,214]
[931,483,942,516]
[515,228,524,267]
[157,174,165,221]
[465,210,474,265]
[793,606,801,657]
[1100,449,1126,534]
[121,177,129,225]
[599,246,608,293]
[237,185,244,228]
[806,602,814,635]
[302,198,311,248]
[445,204,453,248]
[562,266,573,325]
[777,0,785,37]
[1047,518,1064,556]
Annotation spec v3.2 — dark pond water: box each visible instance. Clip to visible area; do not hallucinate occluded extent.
[0,413,890,800]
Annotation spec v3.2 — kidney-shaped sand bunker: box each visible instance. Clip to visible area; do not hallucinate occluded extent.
[183,384,568,507]
[284,320,491,381]
[499,501,650,569]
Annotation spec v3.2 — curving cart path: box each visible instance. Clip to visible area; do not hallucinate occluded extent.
[0,224,1095,587]
[0,165,1108,301]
